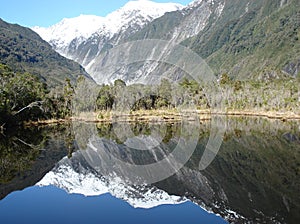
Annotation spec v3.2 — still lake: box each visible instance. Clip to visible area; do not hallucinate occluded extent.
[0,116,299,224]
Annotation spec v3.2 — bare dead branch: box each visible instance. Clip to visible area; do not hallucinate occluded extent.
[13,101,44,116]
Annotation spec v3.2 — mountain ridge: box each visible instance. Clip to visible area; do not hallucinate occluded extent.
[0,18,90,86]
[37,153,187,209]
[33,0,299,84]
[32,0,184,67]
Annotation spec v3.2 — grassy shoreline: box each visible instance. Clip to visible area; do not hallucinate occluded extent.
[24,109,300,126]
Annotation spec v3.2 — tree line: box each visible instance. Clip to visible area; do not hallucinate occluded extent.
[91,75,299,114]
[1,61,299,129]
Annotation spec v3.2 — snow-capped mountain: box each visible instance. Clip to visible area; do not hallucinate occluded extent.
[32,0,184,67]
[35,129,244,222]
[36,151,187,209]
[31,0,298,85]
[83,0,224,84]
[32,0,222,85]
[32,15,105,50]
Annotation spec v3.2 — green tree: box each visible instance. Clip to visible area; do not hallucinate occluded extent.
[0,64,48,124]
[96,85,114,110]
[63,78,74,117]
[114,79,126,87]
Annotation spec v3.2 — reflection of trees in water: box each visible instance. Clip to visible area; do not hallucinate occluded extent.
[0,129,44,183]
[0,124,75,184]
[95,122,181,144]
[3,118,297,222]
[81,117,300,223]
[178,118,300,224]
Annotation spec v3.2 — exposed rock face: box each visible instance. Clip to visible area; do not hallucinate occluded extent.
[34,0,299,84]
[32,0,184,68]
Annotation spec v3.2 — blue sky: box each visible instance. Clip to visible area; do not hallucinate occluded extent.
[0,0,192,28]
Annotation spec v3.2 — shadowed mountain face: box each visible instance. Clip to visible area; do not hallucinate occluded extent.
[35,118,300,224]
[0,19,90,87]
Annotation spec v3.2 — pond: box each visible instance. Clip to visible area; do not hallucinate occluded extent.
[0,116,299,224]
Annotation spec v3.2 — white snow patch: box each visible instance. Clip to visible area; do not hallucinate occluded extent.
[188,0,204,8]
[36,158,187,209]
[216,2,225,17]
[32,0,184,50]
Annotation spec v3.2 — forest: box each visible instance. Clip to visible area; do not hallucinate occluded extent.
[91,75,300,115]
[1,61,299,130]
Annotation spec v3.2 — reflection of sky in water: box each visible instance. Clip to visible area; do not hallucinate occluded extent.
[1,117,298,223]
[0,186,227,224]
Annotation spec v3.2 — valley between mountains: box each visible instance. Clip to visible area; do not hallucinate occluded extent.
[0,1,300,224]
[0,0,299,126]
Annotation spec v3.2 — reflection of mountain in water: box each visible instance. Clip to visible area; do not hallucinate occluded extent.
[37,153,186,209]
[37,118,300,224]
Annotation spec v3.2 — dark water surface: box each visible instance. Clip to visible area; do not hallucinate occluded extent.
[0,117,299,224]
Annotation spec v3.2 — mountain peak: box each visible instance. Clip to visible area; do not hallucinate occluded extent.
[37,154,187,209]
[104,0,184,34]
[32,14,105,47]
[120,0,184,15]
[122,0,184,9]
[32,1,183,51]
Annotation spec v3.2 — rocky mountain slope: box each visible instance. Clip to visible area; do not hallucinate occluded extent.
[32,0,184,68]
[127,0,300,81]
[33,0,299,84]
